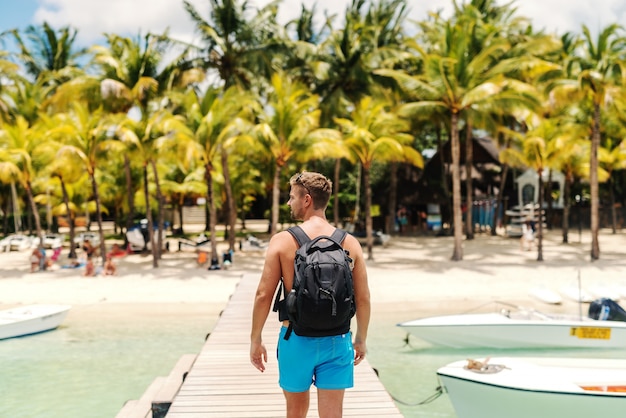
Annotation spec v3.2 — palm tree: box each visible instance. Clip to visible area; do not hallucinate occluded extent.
[281,4,333,87]
[160,165,207,236]
[519,121,556,261]
[46,104,121,263]
[10,22,86,86]
[89,32,199,113]
[90,32,200,254]
[555,136,588,244]
[549,24,626,260]
[115,110,189,265]
[335,96,422,259]
[598,137,626,234]
[312,0,411,227]
[174,86,257,263]
[183,0,282,243]
[378,10,541,260]
[0,116,46,245]
[0,48,20,122]
[35,127,90,258]
[183,0,279,90]
[253,73,343,235]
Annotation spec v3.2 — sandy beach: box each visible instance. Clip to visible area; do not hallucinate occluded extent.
[3,227,626,417]
[2,227,626,318]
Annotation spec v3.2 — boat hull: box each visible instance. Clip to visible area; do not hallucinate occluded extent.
[0,304,71,340]
[438,358,626,418]
[398,312,626,348]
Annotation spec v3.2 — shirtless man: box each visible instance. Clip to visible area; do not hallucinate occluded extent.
[250,171,371,418]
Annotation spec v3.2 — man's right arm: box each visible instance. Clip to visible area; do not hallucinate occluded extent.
[250,232,289,372]
[346,235,370,365]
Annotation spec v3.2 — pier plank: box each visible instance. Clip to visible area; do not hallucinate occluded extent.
[165,273,402,418]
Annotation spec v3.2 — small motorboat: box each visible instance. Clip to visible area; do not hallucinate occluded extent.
[397,299,626,348]
[0,304,71,340]
[437,357,626,418]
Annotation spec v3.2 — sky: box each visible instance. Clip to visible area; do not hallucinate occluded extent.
[1,0,625,49]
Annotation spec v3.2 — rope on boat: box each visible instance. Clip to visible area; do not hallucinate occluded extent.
[373,367,445,406]
[388,385,445,406]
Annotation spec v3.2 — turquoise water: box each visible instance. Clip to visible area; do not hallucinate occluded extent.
[0,303,218,418]
[2,303,625,418]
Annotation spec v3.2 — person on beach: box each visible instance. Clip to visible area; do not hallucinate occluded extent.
[103,255,116,275]
[82,239,95,259]
[38,247,47,271]
[107,243,126,258]
[520,218,535,251]
[83,258,95,277]
[250,171,371,418]
[30,248,42,272]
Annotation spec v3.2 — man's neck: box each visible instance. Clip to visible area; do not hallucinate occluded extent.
[301,213,327,223]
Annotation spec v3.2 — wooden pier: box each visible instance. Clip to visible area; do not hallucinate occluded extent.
[118,273,403,417]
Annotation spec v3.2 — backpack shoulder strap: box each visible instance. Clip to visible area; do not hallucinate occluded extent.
[287,226,310,247]
[330,228,347,244]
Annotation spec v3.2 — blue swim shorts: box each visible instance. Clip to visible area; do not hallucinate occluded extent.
[277,326,354,392]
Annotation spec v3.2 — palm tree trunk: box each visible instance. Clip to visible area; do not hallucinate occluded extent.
[142,165,158,268]
[536,169,544,262]
[450,113,463,261]
[354,164,362,224]
[221,149,237,252]
[562,175,572,244]
[2,191,9,234]
[25,182,44,248]
[464,125,474,240]
[177,196,185,235]
[333,159,341,227]
[205,165,218,265]
[493,163,509,236]
[124,155,135,233]
[387,162,398,235]
[436,124,451,230]
[609,177,617,234]
[546,170,554,229]
[89,173,107,266]
[590,103,600,260]
[363,165,374,260]
[59,178,77,259]
[150,160,164,260]
[11,182,22,232]
[270,165,282,235]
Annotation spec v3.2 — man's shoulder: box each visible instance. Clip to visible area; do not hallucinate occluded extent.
[268,230,299,251]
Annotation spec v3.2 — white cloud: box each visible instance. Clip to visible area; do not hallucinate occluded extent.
[33,0,205,45]
[259,0,626,36]
[30,0,626,48]
[514,0,625,36]
[264,0,453,28]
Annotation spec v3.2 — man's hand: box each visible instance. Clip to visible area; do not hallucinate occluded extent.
[250,341,268,372]
[353,340,367,366]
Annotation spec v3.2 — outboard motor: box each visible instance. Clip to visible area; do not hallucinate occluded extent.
[588,298,626,321]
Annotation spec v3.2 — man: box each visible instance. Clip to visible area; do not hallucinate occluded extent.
[250,171,371,418]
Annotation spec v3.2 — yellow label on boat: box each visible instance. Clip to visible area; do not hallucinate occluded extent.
[570,327,611,339]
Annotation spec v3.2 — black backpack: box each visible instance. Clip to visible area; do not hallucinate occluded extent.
[274,226,356,340]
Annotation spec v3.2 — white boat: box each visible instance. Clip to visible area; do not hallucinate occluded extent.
[0,304,71,340]
[437,357,626,418]
[397,300,626,348]
[0,234,35,252]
